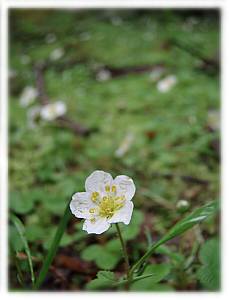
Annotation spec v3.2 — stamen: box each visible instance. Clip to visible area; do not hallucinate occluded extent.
[89,208,96,213]
[105,185,110,192]
[111,185,117,193]
[90,218,96,223]
[91,191,99,202]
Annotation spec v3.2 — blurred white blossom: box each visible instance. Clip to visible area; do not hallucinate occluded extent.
[70,170,136,234]
[157,75,177,93]
[20,86,38,107]
[115,132,135,157]
[49,48,64,61]
[96,69,111,81]
[40,101,67,121]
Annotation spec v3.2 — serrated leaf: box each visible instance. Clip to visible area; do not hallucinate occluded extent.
[197,238,220,290]
[86,271,115,290]
[86,278,111,290]
[97,271,116,281]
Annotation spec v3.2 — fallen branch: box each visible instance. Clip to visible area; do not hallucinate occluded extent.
[96,63,165,78]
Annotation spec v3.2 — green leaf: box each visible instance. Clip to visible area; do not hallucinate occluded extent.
[95,251,120,270]
[97,270,116,281]
[25,224,46,242]
[34,201,71,290]
[81,244,120,270]
[155,245,185,264]
[130,202,217,275]
[86,271,116,290]
[130,264,171,290]
[10,191,34,214]
[10,214,35,286]
[9,225,24,252]
[81,245,102,261]
[197,238,220,290]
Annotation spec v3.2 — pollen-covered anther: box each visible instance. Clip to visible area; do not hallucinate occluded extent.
[90,217,96,223]
[105,185,110,192]
[111,185,117,193]
[91,191,100,202]
[89,208,96,213]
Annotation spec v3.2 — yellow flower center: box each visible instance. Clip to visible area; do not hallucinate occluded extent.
[99,195,125,219]
[89,185,125,219]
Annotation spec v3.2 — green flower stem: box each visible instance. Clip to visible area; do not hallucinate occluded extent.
[34,200,71,290]
[115,223,130,290]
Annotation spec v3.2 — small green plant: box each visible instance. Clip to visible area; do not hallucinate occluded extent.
[18,170,217,291]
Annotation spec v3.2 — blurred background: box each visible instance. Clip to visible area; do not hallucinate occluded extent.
[9,9,220,291]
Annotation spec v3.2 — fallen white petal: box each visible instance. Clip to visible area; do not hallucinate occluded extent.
[49,48,64,61]
[20,86,38,107]
[40,101,67,121]
[157,75,177,93]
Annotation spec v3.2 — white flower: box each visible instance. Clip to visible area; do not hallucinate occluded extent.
[70,170,136,234]
[40,101,67,121]
[19,86,38,107]
[96,69,111,81]
[157,75,177,93]
[49,48,64,61]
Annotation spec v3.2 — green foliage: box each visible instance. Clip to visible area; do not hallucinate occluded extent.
[81,240,122,270]
[10,214,35,286]
[9,9,220,291]
[86,271,116,290]
[196,238,220,290]
[10,191,35,214]
[131,202,217,274]
[130,264,171,291]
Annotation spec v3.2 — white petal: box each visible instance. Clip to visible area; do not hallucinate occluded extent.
[85,170,113,193]
[113,175,136,201]
[82,217,110,234]
[40,101,66,121]
[108,201,134,225]
[70,192,94,219]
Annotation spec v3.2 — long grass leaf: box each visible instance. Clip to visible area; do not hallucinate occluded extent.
[10,214,35,286]
[34,200,71,289]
